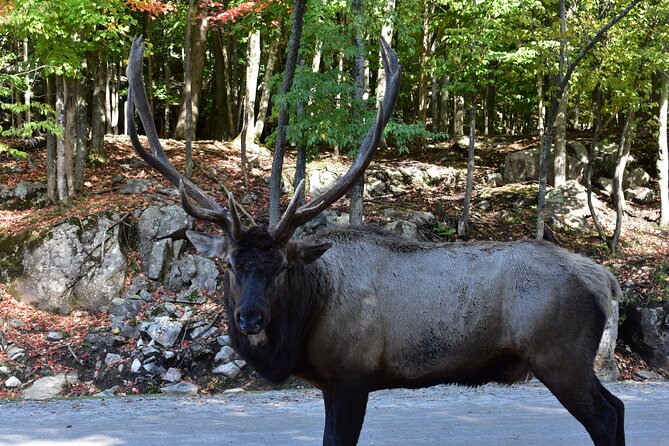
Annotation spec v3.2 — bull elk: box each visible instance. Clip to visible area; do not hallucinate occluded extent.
[126,36,624,446]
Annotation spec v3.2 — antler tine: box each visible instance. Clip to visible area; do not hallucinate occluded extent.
[271,38,401,242]
[126,35,234,233]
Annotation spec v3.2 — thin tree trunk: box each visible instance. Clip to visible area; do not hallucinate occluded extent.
[459,95,476,237]
[416,1,433,123]
[90,55,106,158]
[184,0,195,177]
[175,0,208,140]
[659,71,669,227]
[269,0,306,226]
[242,29,261,146]
[255,28,282,139]
[56,76,69,204]
[74,78,87,193]
[23,37,31,124]
[437,74,449,133]
[485,62,497,136]
[295,57,307,205]
[537,74,545,147]
[105,62,112,134]
[586,86,607,242]
[212,29,235,138]
[46,75,57,203]
[163,48,172,138]
[611,106,635,254]
[220,31,240,136]
[349,0,367,225]
[454,95,464,138]
[554,85,569,186]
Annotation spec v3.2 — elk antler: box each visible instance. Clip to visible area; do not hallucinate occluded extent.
[126,35,244,240]
[270,37,401,243]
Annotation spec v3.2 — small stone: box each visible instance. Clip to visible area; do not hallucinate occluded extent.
[215,346,236,363]
[6,345,25,361]
[46,331,63,342]
[213,362,242,379]
[163,350,176,359]
[217,335,231,346]
[191,325,216,340]
[162,367,182,383]
[5,376,21,388]
[223,387,245,394]
[131,359,142,373]
[160,381,198,396]
[105,353,123,367]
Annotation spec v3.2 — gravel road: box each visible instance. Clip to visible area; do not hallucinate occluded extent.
[0,381,667,445]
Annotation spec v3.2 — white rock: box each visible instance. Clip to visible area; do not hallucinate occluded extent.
[5,376,21,388]
[131,359,142,373]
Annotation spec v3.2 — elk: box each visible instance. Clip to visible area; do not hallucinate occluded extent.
[126,36,624,446]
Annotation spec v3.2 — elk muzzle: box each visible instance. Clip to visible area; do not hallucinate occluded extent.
[235,307,268,335]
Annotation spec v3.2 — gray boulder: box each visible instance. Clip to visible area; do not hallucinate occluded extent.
[137,205,192,280]
[545,181,602,230]
[10,215,127,314]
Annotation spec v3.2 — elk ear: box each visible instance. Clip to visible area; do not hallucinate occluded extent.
[290,242,332,265]
[186,230,229,259]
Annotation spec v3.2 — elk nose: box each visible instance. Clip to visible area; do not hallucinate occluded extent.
[237,309,265,335]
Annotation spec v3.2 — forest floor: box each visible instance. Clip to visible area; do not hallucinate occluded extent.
[0,134,667,398]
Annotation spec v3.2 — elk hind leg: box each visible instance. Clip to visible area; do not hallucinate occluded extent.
[532,361,618,446]
[599,383,625,445]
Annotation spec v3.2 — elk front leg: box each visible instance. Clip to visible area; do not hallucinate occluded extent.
[322,382,370,446]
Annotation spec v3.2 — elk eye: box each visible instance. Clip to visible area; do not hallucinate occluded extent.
[280,263,288,272]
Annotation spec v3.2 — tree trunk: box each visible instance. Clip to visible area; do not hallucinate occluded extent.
[74,79,87,193]
[437,74,449,133]
[184,0,195,177]
[537,74,545,147]
[611,105,636,254]
[174,1,208,140]
[90,55,107,158]
[105,62,112,134]
[46,75,57,203]
[485,62,497,136]
[349,0,367,225]
[416,0,433,123]
[553,85,569,186]
[212,29,235,139]
[269,0,306,226]
[111,62,120,134]
[453,95,464,138]
[163,49,172,138]
[586,86,607,242]
[242,29,261,146]
[255,28,282,140]
[459,95,476,237]
[56,76,70,204]
[23,37,31,124]
[376,0,395,107]
[659,71,669,227]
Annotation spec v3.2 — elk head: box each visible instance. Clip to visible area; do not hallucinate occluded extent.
[126,36,400,336]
